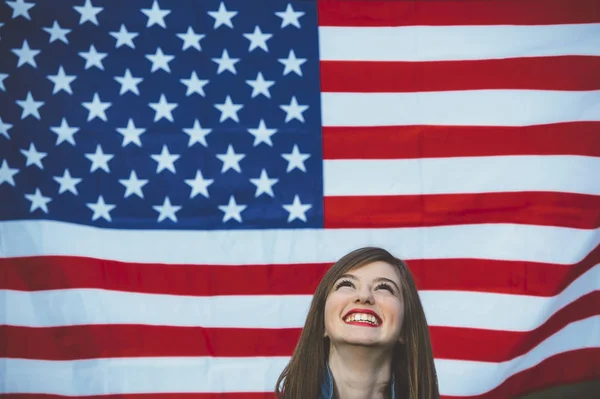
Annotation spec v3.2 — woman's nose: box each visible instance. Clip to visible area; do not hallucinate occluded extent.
[354,287,374,304]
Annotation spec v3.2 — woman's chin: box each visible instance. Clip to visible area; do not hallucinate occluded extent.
[332,334,393,348]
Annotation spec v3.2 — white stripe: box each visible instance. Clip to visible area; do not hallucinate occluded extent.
[421,263,600,331]
[320,90,600,127]
[3,264,598,330]
[436,316,600,396]
[1,290,308,328]
[2,356,289,394]
[318,24,600,61]
[1,220,599,265]
[323,155,600,196]
[3,317,598,396]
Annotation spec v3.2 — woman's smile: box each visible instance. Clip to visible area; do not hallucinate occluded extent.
[343,308,382,327]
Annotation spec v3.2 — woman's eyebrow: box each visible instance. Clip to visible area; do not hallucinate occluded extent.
[374,277,401,292]
[336,274,401,291]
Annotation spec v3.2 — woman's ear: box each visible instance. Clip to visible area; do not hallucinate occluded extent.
[398,335,405,344]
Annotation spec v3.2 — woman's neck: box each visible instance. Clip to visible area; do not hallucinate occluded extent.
[327,344,393,399]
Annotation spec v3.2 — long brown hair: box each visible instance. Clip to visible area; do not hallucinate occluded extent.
[275,247,439,399]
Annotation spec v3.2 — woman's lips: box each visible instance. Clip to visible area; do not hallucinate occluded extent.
[342,308,382,327]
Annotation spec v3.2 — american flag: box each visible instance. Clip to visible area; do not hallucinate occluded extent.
[1,0,599,397]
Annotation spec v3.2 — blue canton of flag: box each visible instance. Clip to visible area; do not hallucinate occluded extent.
[0,0,323,230]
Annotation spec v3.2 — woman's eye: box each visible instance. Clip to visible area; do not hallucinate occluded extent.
[335,280,354,290]
[376,283,394,293]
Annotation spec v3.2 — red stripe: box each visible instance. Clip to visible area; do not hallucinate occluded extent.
[408,245,600,296]
[442,349,600,399]
[2,295,597,362]
[0,325,300,359]
[1,244,597,296]
[317,0,600,27]
[324,192,600,230]
[322,123,600,159]
[408,245,599,296]
[0,256,329,295]
[321,57,600,92]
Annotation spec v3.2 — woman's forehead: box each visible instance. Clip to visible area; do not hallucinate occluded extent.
[342,261,401,282]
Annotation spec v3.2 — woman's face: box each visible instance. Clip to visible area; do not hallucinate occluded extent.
[324,261,405,348]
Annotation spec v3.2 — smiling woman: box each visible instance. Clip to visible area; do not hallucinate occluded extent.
[275,247,440,399]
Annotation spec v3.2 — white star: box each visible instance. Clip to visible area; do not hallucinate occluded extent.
[0,73,7,91]
[278,50,307,76]
[243,26,272,52]
[6,0,35,20]
[246,72,274,99]
[116,119,145,147]
[145,47,174,73]
[78,44,107,70]
[47,66,76,94]
[0,159,19,186]
[208,2,237,29]
[0,116,13,139]
[73,0,103,25]
[282,144,310,172]
[183,119,212,147]
[12,40,40,68]
[87,195,115,222]
[151,145,180,173]
[214,96,243,123]
[53,169,82,195]
[280,96,309,123]
[22,151,42,176]
[85,145,114,173]
[185,170,214,199]
[275,3,305,28]
[149,94,177,122]
[43,21,71,44]
[20,143,46,169]
[283,195,312,222]
[82,93,111,121]
[180,71,209,96]
[25,188,51,213]
[16,92,44,120]
[114,69,143,95]
[110,24,138,48]
[216,144,245,173]
[212,49,239,75]
[248,119,277,147]
[250,169,278,198]
[153,197,181,223]
[50,118,79,146]
[141,0,170,28]
[218,195,247,223]
[177,26,205,51]
[119,170,148,199]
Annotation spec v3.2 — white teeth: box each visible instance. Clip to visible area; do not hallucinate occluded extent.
[344,313,379,325]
